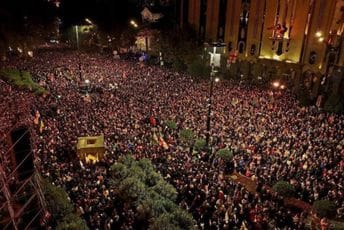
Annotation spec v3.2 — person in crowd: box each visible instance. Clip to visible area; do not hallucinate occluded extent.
[1,49,342,229]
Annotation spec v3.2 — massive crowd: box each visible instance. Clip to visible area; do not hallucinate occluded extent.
[1,49,343,229]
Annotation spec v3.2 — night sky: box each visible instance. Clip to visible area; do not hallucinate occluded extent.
[0,0,140,31]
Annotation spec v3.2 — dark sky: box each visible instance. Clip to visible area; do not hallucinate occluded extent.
[60,0,140,29]
[0,0,141,31]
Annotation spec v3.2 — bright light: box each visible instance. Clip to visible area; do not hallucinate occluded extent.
[85,79,90,84]
[27,51,33,57]
[85,18,93,24]
[280,85,286,89]
[272,54,280,61]
[272,81,280,88]
[17,47,23,53]
[318,37,324,42]
[215,77,220,83]
[130,20,138,28]
[315,31,322,38]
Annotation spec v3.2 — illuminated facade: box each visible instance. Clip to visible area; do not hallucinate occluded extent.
[179,0,344,74]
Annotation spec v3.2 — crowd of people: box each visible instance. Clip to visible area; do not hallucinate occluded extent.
[1,49,343,229]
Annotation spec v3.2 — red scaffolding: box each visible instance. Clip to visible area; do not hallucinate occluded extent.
[0,124,47,229]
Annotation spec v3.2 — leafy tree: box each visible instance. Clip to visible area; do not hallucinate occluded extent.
[0,69,47,95]
[41,178,88,229]
[312,200,337,219]
[118,177,146,203]
[150,209,195,230]
[151,180,177,201]
[298,85,312,106]
[42,179,74,220]
[323,93,344,114]
[164,120,177,130]
[109,155,195,229]
[138,195,176,219]
[194,138,206,152]
[272,181,295,197]
[216,148,233,162]
[149,214,182,230]
[187,57,210,79]
[56,213,88,230]
[179,129,195,145]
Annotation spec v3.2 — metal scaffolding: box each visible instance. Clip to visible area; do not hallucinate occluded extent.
[0,126,47,229]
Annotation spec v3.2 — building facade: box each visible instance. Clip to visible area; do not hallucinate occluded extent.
[178,0,344,77]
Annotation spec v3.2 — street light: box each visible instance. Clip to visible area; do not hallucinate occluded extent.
[272,81,280,88]
[130,20,138,28]
[85,18,93,25]
[206,42,226,147]
[315,31,322,38]
[75,25,79,50]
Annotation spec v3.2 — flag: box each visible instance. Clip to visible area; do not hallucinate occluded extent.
[152,132,159,143]
[149,116,157,126]
[159,136,169,150]
[39,120,44,133]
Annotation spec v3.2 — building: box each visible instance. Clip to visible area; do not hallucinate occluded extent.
[178,0,343,81]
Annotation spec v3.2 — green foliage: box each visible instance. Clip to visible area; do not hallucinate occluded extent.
[216,148,233,162]
[109,155,195,229]
[138,194,176,218]
[56,213,89,230]
[151,181,177,201]
[109,162,129,181]
[41,178,88,229]
[149,214,182,230]
[165,120,177,130]
[187,57,210,79]
[172,58,188,72]
[149,28,201,73]
[194,138,206,152]
[149,209,195,230]
[312,200,337,219]
[118,177,146,203]
[0,69,48,95]
[42,179,74,220]
[298,85,312,106]
[323,93,344,114]
[179,129,195,144]
[272,181,295,197]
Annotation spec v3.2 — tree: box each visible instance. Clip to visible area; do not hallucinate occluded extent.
[323,93,344,114]
[164,120,177,130]
[149,209,195,230]
[179,129,195,145]
[56,213,88,230]
[272,181,295,198]
[312,200,337,219]
[216,148,233,162]
[0,69,48,95]
[187,57,210,79]
[42,179,74,220]
[151,180,177,201]
[109,155,195,229]
[194,138,206,152]
[118,177,146,203]
[41,178,88,229]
